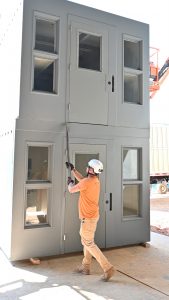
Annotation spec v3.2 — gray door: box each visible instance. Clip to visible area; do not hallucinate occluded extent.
[68,15,116,125]
[64,144,106,253]
[105,139,150,248]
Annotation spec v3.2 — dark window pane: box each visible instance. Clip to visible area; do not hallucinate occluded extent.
[75,153,99,177]
[123,184,140,217]
[27,146,48,181]
[34,57,54,93]
[124,73,142,104]
[124,40,142,70]
[79,33,101,71]
[35,19,55,52]
[74,153,99,184]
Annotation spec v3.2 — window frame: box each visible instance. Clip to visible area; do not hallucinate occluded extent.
[31,12,60,94]
[122,146,143,220]
[24,142,53,228]
[123,34,143,105]
[78,30,102,72]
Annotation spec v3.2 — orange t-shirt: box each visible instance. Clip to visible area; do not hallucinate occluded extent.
[76,176,100,219]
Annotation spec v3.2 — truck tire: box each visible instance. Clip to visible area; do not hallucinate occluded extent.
[159,184,167,194]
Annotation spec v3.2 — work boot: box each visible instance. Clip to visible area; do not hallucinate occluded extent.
[101,266,115,281]
[73,264,90,275]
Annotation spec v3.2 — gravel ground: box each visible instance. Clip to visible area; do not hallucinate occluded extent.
[150,195,169,236]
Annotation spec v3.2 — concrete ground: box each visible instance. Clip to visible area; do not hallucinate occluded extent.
[1,232,169,300]
[150,195,169,235]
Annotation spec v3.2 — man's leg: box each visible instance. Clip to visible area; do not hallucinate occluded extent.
[74,246,92,275]
[80,218,115,279]
[82,246,92,266]
[73,220,92,275]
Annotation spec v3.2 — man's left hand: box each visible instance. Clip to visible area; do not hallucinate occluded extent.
[67,177,74,185]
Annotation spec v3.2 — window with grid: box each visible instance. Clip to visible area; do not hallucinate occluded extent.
[122,147,143,218]
[32,13,59,94]
[123,36,143,105]
[25,143,53,228]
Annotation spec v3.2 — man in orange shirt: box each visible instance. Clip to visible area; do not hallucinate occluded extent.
[66,159,115,281]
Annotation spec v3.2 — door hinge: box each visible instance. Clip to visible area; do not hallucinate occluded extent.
[63,234,66,241]
[68,103,71,111]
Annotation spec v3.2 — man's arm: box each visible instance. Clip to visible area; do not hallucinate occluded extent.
[68,182,81,193]
[67,177,86,194]
[65,162,84,181]
[71,168,84,181]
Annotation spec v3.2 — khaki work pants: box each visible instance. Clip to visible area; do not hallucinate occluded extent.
[79,218,112,272]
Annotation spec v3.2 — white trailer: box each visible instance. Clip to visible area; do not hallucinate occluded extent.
[150,125,169,193]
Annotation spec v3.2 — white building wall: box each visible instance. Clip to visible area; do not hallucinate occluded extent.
[0,0,24,121]
[0,0,150,260]
[17,0,149,128]
[0,0,23,257]
[0,123,15,257]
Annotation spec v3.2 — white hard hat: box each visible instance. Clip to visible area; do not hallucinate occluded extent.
[88,159,103,174]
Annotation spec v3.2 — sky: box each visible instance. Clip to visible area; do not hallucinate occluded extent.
[69,0,169,124]
[69,0,169,64]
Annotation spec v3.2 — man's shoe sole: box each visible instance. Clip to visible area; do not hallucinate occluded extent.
[73,267,90,275]
[101,266,116,281]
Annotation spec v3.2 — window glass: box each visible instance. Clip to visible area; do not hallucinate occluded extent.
[78,32,101,71]
[124,40,142,70]
[123,148,140,180]
[123,38,143,105]
[123,184,140,216]
[75,153,99,178]
[122,147,142,218]
[25,189,48,226]
[124,73,142,104]
[35,19,55,52]
[27,146,48,181]
[33,57,54,93]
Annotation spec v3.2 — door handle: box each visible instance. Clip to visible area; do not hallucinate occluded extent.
[110,193,112,211]
[112,76,114,92]
[105,194,112,211]
[107,76,114,92]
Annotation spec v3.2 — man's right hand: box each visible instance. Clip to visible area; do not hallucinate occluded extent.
[65,162,74,171]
